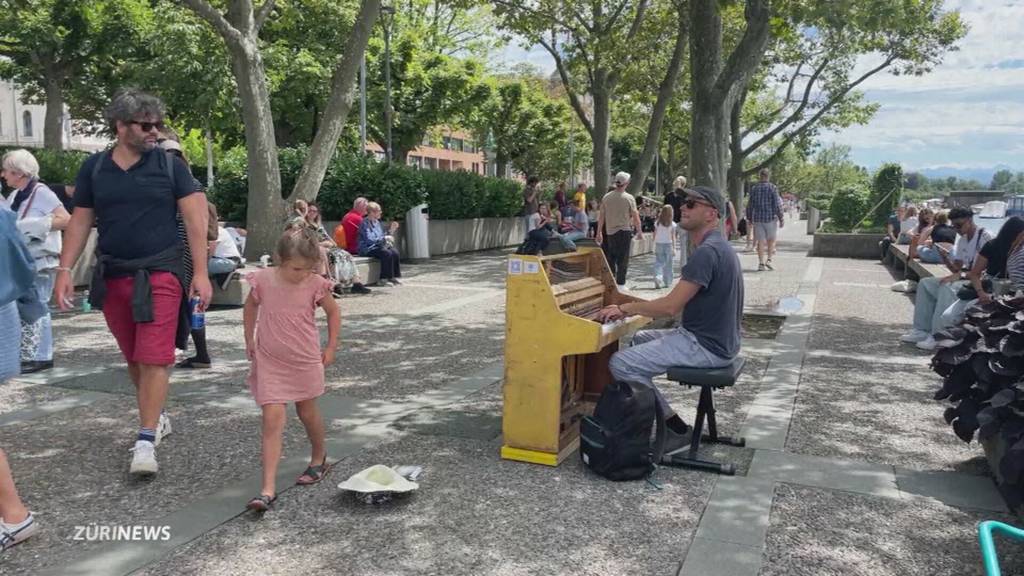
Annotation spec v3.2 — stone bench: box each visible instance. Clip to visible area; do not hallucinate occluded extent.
[210,257,381,307]
[888,243,948,281]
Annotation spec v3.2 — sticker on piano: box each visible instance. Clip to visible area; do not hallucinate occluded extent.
[524,261,540,274]
[508,258,523,275]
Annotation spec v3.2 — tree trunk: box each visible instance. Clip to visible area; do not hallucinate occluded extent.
[42,72,65,150]
[591,77,611,197]
[626,6,688,198]
[289,0,380,202]
[689,0,726,190]
[229,40,283,259]
[727,90,746,217]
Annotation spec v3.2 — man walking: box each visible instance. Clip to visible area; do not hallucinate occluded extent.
[600,186,743,449]
[746,168,784,271]
[522,176,540,229]
[596,172,644,287]
[54,89,212,477]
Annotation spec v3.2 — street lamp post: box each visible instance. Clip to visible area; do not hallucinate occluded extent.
[381,5,395,164]
[359,54,367,155]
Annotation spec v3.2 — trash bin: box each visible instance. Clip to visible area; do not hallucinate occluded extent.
[807,207,820,235]
[405,203,430,262]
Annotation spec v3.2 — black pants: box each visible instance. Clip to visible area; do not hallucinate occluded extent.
[880,237,893,261]
[603,230,633,286]
[368,246,402,280]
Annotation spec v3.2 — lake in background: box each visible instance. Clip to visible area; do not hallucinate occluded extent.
[978,217,1008,236]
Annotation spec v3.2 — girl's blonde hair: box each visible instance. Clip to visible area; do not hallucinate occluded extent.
[657,205,673,227]
[935,211,949,225]
[366,201,381,213]
[275,227,322,266]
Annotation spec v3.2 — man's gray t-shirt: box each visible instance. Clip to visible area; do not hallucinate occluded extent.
[679,229,743,358]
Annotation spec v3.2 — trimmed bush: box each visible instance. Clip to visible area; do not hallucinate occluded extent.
[0,145,92,191]
[209,147,522,224]
[828,185,869,232]
[870,163,903,225]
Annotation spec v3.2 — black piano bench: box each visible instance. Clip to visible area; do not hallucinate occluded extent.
[660,358,746,476]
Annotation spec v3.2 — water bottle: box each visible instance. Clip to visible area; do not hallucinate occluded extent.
[82,290,92,313]
[190,296,205,330]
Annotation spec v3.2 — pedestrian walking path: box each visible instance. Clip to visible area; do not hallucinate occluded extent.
[1,218,1021,575]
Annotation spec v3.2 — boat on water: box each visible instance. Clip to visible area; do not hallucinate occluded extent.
[978,200,1008,219]
[1006,195,1024,217]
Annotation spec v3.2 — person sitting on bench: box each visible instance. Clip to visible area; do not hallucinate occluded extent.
[598,185,743,450]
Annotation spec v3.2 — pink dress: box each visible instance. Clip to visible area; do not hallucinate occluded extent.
[246,269,333,405]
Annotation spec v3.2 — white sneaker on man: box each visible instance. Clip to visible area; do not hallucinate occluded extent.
[916,336,938,351]
[129,440,158,476]
[900,329,930,343]
[156,413,172,446]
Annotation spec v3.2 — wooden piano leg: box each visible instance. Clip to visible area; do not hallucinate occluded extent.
[583,342,619,402]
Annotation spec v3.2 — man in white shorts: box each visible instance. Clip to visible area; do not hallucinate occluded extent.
[746,168,784,271]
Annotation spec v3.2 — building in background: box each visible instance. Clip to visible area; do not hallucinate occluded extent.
[366,128,486,174]
[0,80,108,151]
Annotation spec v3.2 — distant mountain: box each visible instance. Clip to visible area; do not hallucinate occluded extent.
[913,165,1016,186]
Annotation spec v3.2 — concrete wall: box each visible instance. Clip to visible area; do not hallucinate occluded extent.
[811,232,884,259]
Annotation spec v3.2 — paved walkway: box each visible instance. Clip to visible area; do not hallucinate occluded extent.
[1,217,1022,575]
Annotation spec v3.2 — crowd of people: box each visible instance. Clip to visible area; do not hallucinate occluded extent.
[896,202,1024,351]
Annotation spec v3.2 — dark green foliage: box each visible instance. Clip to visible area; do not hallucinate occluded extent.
[828,185,869,232]
[0,146,92,191]
[208,147,521,224]
[869,163,903,225]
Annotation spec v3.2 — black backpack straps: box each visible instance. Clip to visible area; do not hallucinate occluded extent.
[90,150,107,187]
[162,150,177,190]
[650,382,667,466]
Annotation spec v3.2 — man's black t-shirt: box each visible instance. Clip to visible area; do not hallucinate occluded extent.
[664,189,684,223]
[74,148,197,260]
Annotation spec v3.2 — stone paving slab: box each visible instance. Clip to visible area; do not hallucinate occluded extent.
[895,467,1008,513]
[749,450,901,499]
[760,483,1024,576]
[680,536,763,576]
[693,476,776,548]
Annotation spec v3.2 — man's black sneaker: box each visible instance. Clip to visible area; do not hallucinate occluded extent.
[351,283,371,294]
[20,360,54,374]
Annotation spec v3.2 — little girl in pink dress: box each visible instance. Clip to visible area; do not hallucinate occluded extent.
[243,228,341,511]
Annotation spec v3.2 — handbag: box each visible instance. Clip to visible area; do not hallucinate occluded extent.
[957,278,993,300]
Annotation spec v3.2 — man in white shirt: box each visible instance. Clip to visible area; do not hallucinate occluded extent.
[210,225,242,274]
[900,207,992,350]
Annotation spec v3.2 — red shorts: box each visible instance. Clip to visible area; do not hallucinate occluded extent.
[102,272,182,366]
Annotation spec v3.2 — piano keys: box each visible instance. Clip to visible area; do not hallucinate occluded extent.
[501,248,651,466]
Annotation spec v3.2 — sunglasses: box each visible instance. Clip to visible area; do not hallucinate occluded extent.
[683,198,713,210]
[129,120,165,133]
[952,220,968,230]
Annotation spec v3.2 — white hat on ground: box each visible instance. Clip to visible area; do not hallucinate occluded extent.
[337,464,419,494]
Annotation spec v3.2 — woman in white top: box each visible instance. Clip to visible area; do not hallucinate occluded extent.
[652,205,680,289]
[1,149,70,374]
[898,206,919,244]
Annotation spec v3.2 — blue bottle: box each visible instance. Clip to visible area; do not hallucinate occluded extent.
[190,297,205,330]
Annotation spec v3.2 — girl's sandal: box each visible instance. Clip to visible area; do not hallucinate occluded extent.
[246,494,276,512]
[296,458,331,486]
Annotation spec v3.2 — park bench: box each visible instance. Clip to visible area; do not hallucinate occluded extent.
[210,257,381,307]
[888,243,949,281]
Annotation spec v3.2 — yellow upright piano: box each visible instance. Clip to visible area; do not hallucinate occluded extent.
[501,248,651,466]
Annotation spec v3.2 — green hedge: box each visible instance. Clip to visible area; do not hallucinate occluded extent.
[0,145,525,224]
[828,185,869,231]
[0,145,92,192]
[209,146,523,223]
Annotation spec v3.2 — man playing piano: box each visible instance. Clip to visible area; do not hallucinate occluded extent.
[598,185,744,449]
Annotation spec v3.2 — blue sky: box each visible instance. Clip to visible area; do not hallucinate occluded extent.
[496,0,1024,173]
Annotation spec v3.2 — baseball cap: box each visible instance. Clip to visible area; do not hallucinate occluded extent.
[158,139,183,153]
[685,185,726,216]
[614,171,630,186]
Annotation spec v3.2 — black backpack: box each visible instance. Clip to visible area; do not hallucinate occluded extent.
[580,380,666,481]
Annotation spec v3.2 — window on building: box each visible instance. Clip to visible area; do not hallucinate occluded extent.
[22,111,32,137]
[450,138,461,152]
[464,140,475,153]
[442,136,452,150]
[425,157,438,170]
[408,155,421,169]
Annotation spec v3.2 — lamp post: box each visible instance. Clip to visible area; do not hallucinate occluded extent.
[359,54,367,155]
[381,4,395,164]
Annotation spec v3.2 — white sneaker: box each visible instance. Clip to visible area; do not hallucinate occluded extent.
[0,513,38,552]
[129,440,158,476]
[916,336,937,351]
[654,279,663,289]
[899,329,930,343]
[156,413,172,446]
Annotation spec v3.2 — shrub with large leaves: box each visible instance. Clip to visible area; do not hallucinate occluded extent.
[931,293,1024,510]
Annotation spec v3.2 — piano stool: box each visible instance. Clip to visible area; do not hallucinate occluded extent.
[661,358,746,476]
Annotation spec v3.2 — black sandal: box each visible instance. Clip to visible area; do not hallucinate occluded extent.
[175,357,211,369]
[296,458,331,485]
[246,494,277,511]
